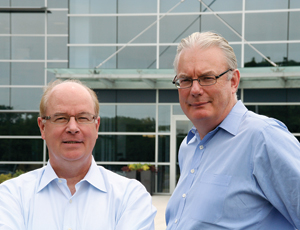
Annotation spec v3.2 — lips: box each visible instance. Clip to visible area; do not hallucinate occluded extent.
[62,140,83,144]
[189,101,209,107]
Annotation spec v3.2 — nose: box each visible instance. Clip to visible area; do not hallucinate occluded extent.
[190,79,203,96]
[66,117,80,134]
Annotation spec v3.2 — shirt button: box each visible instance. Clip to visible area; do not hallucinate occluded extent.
[182,194,186,198]
[58,179,62,183]
[175,219,178,223]
[199,145,204,150]
[69,199,72,204]
[190,169,195,174]
[68,228,72,230]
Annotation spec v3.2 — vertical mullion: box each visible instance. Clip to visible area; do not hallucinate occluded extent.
[241,0,245,68]
[156,0,160,69]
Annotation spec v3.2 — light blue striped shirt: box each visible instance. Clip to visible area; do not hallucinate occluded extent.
[0,158,156,230]
[166,100,300,229]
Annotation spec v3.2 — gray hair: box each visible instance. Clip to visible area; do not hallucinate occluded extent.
[173,31,237,78]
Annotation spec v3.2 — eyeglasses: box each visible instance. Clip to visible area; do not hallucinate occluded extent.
[42,113,97,125]
[172,69,233,89]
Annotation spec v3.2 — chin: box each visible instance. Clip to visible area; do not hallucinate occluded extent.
[189,111,211,120]
[62,152,87,162]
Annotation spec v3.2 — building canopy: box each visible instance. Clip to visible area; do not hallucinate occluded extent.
[47,66,300,89]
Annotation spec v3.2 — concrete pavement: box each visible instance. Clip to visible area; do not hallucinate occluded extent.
[152,195,171,230]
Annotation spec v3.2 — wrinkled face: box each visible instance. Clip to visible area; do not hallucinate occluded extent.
[177,46,239,131]
[38,83,100,165]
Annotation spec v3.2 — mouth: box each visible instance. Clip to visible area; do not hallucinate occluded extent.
[62,141,83,144]
[190,101,209,107]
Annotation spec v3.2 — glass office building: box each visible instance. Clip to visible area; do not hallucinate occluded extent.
[1,0,300,194]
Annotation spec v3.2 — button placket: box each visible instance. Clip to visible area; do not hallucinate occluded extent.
[63,195,76,230]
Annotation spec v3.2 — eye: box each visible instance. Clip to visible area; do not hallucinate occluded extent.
[77,116,89,121]
[53,115,69,123]
[177,77,192,86]
[76,114,93,122]
[179,77,191,82]
[201,75,215,81]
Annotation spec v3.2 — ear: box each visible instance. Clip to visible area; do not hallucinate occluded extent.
[95,116,100,131]
[230,69,240,94]
[37,117,46,140]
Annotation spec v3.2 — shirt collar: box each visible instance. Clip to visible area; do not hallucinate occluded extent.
[187,126,197,144]
[219,100,247,136]
[37,157,107,193]
[82,157,107,193]
[37,161,58,192]
[186,100,247,143]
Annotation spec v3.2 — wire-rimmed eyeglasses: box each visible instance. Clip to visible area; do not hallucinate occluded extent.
[42,112,97,125]
[172,69,233,89]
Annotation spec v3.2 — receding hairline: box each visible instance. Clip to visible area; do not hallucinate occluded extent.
[39,79,99,117]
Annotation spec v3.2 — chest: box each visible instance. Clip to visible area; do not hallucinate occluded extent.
[25,186,118,230]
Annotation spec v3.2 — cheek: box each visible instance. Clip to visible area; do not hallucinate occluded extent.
[90,131,98,141]
[179,96,188,111]
[94,129,99,140]
[44,127,63,140]
[178,90,189,103]
[82,127,99,140]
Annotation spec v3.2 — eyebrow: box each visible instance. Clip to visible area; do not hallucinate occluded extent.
[53,113,68,116]
[52,112,90,116]
[200,70,216,76]
[177,71,216,78]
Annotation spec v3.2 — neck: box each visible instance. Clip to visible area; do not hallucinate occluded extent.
[195,99,237,140]
[195,121,218,140]
[50,155,92,195]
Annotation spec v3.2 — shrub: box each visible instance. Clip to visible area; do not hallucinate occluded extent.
[0,170,25,184]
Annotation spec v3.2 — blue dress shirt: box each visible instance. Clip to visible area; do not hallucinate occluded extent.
[0,158,156,230]
[166,100,300,230]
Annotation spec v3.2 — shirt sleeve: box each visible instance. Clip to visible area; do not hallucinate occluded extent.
[115,179,157,230]
[0,181,26,230]
[252,122,300,228]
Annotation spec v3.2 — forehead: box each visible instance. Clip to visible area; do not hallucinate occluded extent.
[47,83,94,113]
[178,46,227,73]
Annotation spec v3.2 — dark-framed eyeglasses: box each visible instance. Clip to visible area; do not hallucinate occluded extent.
[42,112,97,125]
[172,68,233,89]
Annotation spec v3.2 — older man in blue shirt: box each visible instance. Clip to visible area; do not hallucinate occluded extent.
[0,80,156,230]
[166,31,300,229]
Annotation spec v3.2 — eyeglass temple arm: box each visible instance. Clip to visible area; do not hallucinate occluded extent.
[172,75,178,84]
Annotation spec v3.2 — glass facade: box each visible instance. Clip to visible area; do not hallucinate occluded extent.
[0,0,300,194]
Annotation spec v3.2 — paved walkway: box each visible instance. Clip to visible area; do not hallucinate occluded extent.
[152,195,171,230]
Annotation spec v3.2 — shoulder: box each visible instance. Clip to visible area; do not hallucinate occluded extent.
[97,166,147,194]
[0,167,45,195]
[242,110,289,135]
[238,110,299,155]
[242,111,300,159]
[95,166,153,214]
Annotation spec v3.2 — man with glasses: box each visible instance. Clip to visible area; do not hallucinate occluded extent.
[0,79,156,229]
[166,31,300,229]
